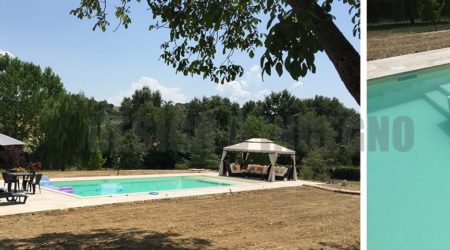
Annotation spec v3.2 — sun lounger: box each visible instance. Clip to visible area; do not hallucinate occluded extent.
[228,163,248,177]
[0,188,28,204]
[247,164,270,180]
[274,166,289,180]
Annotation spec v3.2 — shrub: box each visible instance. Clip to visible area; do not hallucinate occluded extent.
[300,166,314,180]
[175,161,189,170]
[300,148,333,181]
[205,158,219,169]
[0,146,26,169]
[87,149,105,170]
[331,166,360,181]
[144,150,178,169]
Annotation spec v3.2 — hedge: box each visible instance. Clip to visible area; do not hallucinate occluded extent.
[331,166,360,181]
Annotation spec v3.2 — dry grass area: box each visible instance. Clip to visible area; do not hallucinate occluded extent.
[368,28,450,60]
[0,187,359,249]
[40,169,199,178]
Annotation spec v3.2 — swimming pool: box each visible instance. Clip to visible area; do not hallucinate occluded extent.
[368,64,450,248]
[45,176,237,197]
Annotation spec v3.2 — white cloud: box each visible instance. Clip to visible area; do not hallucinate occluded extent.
[215,65,268,103]
[216,80,251,100]
[255,89,271,100]
[0,49,14,57]
[245,65,262,85]
[107,77,187,106]
[291,81,303,89]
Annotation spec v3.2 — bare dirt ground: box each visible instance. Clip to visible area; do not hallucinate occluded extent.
[368,29,450,60]
[0,187,359,249]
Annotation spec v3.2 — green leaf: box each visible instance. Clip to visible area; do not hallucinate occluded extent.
[275,62,283,76]
[264,63,271,76]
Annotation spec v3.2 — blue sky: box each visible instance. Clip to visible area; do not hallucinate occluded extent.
[0,1,359,110]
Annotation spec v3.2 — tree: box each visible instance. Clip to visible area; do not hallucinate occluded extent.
[37,93,105,171]
[296,111,337,161]
[71,0,360,104]
[101,120,122,168]
[420,0,443,31]
[119,130,145,169]
[119,87,162,132]
[0,55,64,144]
[261,90,303,125]
[404,0,419,24]
[146,102,184,168]
[189,111,218,168]
[240,115,282,141]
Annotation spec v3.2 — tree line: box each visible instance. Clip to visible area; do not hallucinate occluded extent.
[0,55,360,180]
[368,0,450,29]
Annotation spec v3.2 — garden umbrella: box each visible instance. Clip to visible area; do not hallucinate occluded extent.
[0,133,25,146]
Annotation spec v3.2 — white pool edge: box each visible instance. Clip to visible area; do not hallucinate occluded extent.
[368,47,450,80]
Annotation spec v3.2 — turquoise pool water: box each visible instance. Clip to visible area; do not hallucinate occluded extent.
[368,64,450,249]
[47,176,236,197]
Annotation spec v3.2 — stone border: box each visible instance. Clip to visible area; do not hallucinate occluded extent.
[303,183,360,195]
[368,47,450,80]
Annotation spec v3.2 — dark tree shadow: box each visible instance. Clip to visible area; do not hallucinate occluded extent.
[317,241,360,250]
[1,228,213,249]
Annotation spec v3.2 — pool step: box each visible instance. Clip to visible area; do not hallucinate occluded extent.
[438,83,450,95]
[423,90,450,117]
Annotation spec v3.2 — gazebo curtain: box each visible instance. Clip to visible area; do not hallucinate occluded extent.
[218,151,228,176]
[267,153,278,182]
[290,154,298,181]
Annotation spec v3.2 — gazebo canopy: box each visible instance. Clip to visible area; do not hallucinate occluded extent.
[0,133,24,146]
[219,138,297,182]
[223,138,295,155]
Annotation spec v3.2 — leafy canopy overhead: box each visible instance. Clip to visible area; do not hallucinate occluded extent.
[71,0,359,84]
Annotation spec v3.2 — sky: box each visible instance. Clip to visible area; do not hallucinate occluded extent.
[0,1,360,110]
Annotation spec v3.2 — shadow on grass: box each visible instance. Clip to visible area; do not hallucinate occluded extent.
[1,228,212,249]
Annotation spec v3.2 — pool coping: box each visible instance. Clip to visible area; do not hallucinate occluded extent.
[368,47,450,80]
[43,174,260,199]
[0,172,314,216]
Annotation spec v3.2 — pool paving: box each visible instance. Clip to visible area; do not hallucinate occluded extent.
[368,47,450,80]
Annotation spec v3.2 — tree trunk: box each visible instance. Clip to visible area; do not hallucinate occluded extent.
[404,0,416,24]
[288,0,360,105]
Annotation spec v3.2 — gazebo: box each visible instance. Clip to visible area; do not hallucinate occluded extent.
[218,138,297,182]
